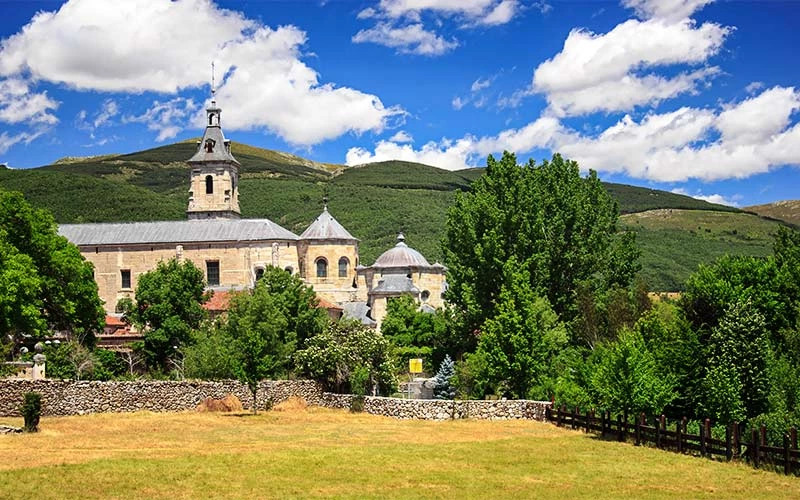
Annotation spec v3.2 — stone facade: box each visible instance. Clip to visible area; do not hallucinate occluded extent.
[0,379,322,417]
[298,240,361,303]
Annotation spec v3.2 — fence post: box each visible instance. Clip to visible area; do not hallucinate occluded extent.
[557,404,562,427]
[677,419,683,453]
[752,428,760,469]
[785,434,792,475]
[655,416,661,449]
[601,411,607,438]
[635,414,641,446]
[704,419,712,456]
[699,420,706,457]
[725,424,732,461]
[587,409,592,433]
[733,421,740,458]
[571,406,577,430]
[661,415,667,449]
[623,410,629,440]
[617,414,624,442]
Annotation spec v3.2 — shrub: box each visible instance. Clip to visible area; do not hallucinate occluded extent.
[21,392,41,432]
[349,365,369,413]
[433,355,456,400]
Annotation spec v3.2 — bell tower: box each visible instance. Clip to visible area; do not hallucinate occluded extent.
[187,64,241,220]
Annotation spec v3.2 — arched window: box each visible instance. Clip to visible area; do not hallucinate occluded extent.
[338,257,349,278]
[255,267,265,282]
[421,290,430,302]
[315,258,328,278]
[209,113,213,126]
[284,266,293,275]
[205,175,213,194]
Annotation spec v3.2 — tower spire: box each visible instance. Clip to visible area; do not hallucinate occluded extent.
[211,61,216,103]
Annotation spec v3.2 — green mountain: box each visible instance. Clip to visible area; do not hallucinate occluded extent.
[0,141,786,291]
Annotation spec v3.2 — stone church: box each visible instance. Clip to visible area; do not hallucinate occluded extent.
[58,93,446,330]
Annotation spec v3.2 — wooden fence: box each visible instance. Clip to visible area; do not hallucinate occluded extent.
[546,404,800,474]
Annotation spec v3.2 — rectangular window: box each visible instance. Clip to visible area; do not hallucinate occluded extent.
[121,269,131,289]
[207,261,220,286]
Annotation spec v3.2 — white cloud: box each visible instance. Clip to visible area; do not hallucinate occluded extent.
[0,78,58,125]
[622,0,713,21]
[480,0,519,26]
[471,77,492,92]
[716,86,800,144]
[0,129,48,154]
[388,130,413,143]
[352,22,458,55]
[348,86,800,181]
[123,97,199,142]
[353,0,521,57]
[745,81,764,94]
[374,0,512,23]
[671,188,739,206]
[452,96,468,110]
[532,2,553,15]
[0,0,403,146]
[530,18,730,116]
[93,99,118,128]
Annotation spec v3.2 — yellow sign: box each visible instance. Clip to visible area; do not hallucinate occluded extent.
[409,358,423,374]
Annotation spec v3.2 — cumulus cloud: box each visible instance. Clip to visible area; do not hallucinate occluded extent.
[529,17,730,116]
[0,129,48,155]
[348,86,800,182]
[352,22,458,55]
[370,0,517,24]
[0,0,402,146]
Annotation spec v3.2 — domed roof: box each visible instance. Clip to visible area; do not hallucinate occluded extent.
[373,233,431,268]
[300,206,357,241]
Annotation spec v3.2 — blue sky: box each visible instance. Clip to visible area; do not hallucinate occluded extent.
[0,0,798,206]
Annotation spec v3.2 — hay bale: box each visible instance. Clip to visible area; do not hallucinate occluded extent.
[196,394,243,412]
[272,396,308,412]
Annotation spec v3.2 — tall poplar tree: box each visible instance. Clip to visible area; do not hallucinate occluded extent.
[443,152,639,347]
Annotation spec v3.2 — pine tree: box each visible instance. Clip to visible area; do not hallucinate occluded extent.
[434,355,456,400]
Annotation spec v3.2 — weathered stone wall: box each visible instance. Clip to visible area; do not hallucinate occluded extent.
[0,379,550,421]
[320,393,551,421]
[0,379,322,417]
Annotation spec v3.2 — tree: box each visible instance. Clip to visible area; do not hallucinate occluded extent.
[255,266,326,347]
[120,258,208,370]
[295,319,396,395]
[433,355,456,400]
[477,262,568,399]
[183,322,237,380]
[443,152,639,348]
[225,282,291,413]
[380,295,449,371]
[635,302,702,418]
[701,299,771,421]
[680,255,789,346]
[590,328,676,416]
[0,190,104,347]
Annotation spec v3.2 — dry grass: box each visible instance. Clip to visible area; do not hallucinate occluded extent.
[1,408,798,499]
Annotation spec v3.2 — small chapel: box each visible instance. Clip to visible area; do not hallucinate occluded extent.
[58,91,446,331]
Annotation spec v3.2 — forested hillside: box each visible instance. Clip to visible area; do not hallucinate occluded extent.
[0,141,786,290]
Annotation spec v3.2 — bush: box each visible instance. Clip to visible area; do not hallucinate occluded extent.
[21,392,41,432]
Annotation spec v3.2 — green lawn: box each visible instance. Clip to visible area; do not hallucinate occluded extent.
[1,405,798,499]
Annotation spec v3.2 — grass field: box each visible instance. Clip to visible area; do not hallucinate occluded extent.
[1,405,798,499]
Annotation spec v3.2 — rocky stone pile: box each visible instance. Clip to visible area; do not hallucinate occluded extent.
[0,425,21,434]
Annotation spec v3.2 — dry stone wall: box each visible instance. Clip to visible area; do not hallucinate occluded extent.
[0,379,322,417]
[321,393,551,421]
[0,379,550,421]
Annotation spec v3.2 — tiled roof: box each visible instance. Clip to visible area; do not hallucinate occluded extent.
[372,233,430,268]
[372,274,420,294]
[59,219,299,246]
[316,296,344,311]
[300,207,357,241]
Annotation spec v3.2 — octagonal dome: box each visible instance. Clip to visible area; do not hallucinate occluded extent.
[373,233,431,268]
